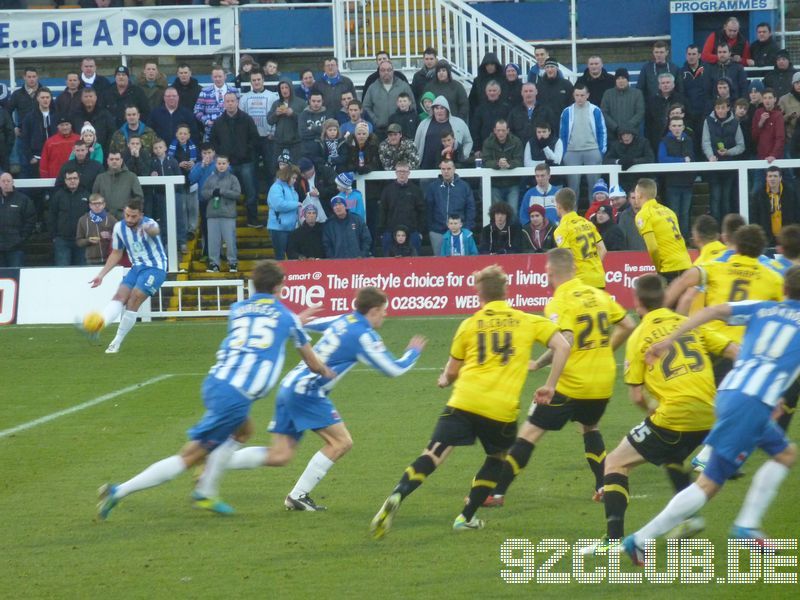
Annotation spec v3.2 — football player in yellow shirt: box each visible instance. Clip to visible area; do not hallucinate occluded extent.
[632,178,692,282]
[587,274,738,551]
[553,187,607,288]
[370,265,570,538]
[483,249,636,507]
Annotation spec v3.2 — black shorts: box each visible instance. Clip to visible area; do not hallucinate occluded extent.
[626,417,709,466]
[527,392,609,431]
[659,269,686,284]
[430,406,517,455]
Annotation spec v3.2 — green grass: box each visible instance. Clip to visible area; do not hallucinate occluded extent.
[0,318,798,598]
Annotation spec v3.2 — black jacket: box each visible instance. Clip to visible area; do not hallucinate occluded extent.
[287,222,325,259]
[470,99,510,152]
[49,186,90,240]
[379,180,426,234]
[604,132,655,169]
[210,110,260,166]
[575,68,615,106]
[172,76,202,112]
[507,102,558,144]
[479,222,529,254]
[55,158,103,191]
[21,108,59,160]
[0,189,36,251]
[103,83,150,127]
[72,105,117,151]
[750,182,800,244]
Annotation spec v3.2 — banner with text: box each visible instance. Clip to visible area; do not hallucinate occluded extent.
[279,253,659,317]
[0,7,235,59]
[670,0,776,13]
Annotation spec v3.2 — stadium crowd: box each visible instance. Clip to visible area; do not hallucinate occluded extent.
[0,15,799,268]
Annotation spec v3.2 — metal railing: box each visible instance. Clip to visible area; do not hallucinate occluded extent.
[142,279,246,320]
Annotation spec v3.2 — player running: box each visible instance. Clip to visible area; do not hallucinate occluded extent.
[370,265,571,538]
[622,266,800,565]
[553,188,607,289]
[86,198,167,354]
[224,287,426,511]
[96,261,334,519]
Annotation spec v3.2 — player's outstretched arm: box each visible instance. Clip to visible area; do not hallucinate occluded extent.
[628,384,653,414]
[647,303,733,363]
[438,356,462,388]
[534,331,570,405]
[596,239,608,262]
[610,315,637,351]
[530,330,573,371]
[89,248,124,288]
[143,220,160,237]
[663,267,701,309]
[298,343,336,380]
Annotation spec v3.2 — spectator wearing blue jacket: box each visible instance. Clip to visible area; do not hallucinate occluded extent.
[189,143,217,260]
[425,159,475,256]
[267,164,301,260]
[559,83,607,199]
[440,214,478,256]
[323,196,372,258]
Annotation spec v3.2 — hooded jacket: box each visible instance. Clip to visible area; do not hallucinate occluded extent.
[423,61,469,121]
[764,56,797,100]
[425,174,476,233]
[267,78,307,148]
[468,52,504,118]
[414,95,473,163]
[603,129,654,169]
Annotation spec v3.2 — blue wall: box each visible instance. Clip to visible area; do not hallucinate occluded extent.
[239,7,333,50]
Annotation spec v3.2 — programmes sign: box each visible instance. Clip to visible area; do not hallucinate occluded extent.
[0,7,234,59]
[279,253,660,317]
[670,0,776,13]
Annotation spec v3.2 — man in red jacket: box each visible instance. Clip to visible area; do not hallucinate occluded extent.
[701,16,751,65]
[752,88,786,192]
[39,117,80,178]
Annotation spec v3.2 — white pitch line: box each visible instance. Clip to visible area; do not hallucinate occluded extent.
[0,374,174,439]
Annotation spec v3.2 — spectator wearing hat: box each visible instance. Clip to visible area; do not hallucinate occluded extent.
[584,178,611,222]
[637,41,683,99]
[103,65,149,127]
[346,121,382,174]
[78,123,104,164]
[423,60,469,122]
[778,72,800,142]
[609,185,645,251]
[523,203,555,253]
[331,171,365,219]
[267,163,301,261]
[749,22,780,68]
[234,54,258,95]
[502,63,523,108]
[39,116,80,178]
[593,204,625,251]
[287,204,325,260]
[295,157,336,223]
[765,50,797,100]
[601,67,645,140]
[323,195,372,259]
[379,123,419,170]
[379,161,425,255]
[576,56,615,107]
[479,201,529,255]
[537,57,574,117]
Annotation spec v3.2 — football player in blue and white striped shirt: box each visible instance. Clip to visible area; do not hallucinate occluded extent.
[621,266,800,564]
[226,286,427,511]
[97,260,335,519]
[88,198,168,354]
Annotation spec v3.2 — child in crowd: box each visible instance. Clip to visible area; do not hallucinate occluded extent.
[440,213,478,256]
[331,171,365,219]
[202,155,241,273]
[80,124,104,164]
[388,92,420,140]
[150,138,184,251]
[387,225,417,257]
[315,119,348,173]
[188,143,217,261]
[419,91,436,121]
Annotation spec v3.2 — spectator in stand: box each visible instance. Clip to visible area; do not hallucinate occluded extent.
[109,106,157,155]
[103,66,149,128]
[55,72,83,119]
[239,73,279,189]
[330,171,364,219]
[295,69,316,103]
[637,41,683,99]
[323,195,372,259]
[734,97,755,159]
[295,158,336,222]
[418,91,435,122]
[750,166,800,245]
[425,159,475,255]
[509,82,557,145]
[7,68,42,160]
[333,91,355,125]
[56,140,102,191]
[471,80,510,155]
[576,56,615,106]
[386,225,417,257]
[527,46,564,84]
[347,122,381,175]
[149,87,199,146]
[92,151,143,220]
[765,50,797,100]
[387,92,420,140]
[560,83,607,200]
[415,96,473,170]
[0,104,12,172]
[268,78,306,165]
[0,172,35,267]
[424,60,469,122]
[748,22,780,68]
[379,161,425,255]
[314,119,348,173]
[412,47,439,109]
[188,143,216,262]
[363,51,409,97]
[601,68,645,140]
[519,162,561,226]
[705,43,749,103]
[752,88,786,191]
[363,60,415,138]
[610,185,645,251]
[78,57,110,96]
[603,126,654,190]
[702,97,745,222]
[658,116,695,237]
[299,90,329,158]
[168,124,199,244]
[267,163,301,261]
[262,58,282,93]
[379,123,419,170]
[593,204,625,251]
[584,178,612,222]
[210,92,261,230]
[40,116,80,179]
[149,138,183,251]
[234,54,258,95]
[468,52,504,121]
[523,203,556,253]
[139,61,167,115]
[645,72,686,154]
[312,57,356,116]
[440,213,478,256]
[523,120,563,169]
[49,169,90,266]
[72,87,116,152]
[537,57,574,118]
[75,193,117,266]
[479,202,528,255]
[680,44,708,146]
[779,73,800,143]
[172,63,201,113]
[340,100,373,138]
[502,63,523,108]
[122,136,150,177]
[287,204,325,260]
[77,123,103,165]
[482,119,524,211]
[202,154,241,273]
[701,16,750,65]
[20,87,57,179]
[194,66,238,141]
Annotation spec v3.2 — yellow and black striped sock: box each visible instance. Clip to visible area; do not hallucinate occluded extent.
[393,455,436,500]
[462,456,505,521]
[493,439,535,496]
[603,472,629,539]
[583,430,606,491]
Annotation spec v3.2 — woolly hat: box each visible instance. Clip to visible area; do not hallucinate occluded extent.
[80,123,96,136]
[793,72,800,85]
[544,57,559,68]
[298,157,315,172]
[115,65,129,76]
[614,68,630,80]
[277,150,292,165]
[330,196,347,207]
[749,79,765,92]
[596,205,614,218]
[592,179,609,198]
[528,203,546,219]
[608,185,626,199]
[335,171,354,190]
[505,63,521,76]
[302,204,318,216]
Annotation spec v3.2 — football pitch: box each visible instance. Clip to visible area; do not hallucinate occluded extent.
[1,317,798,599]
